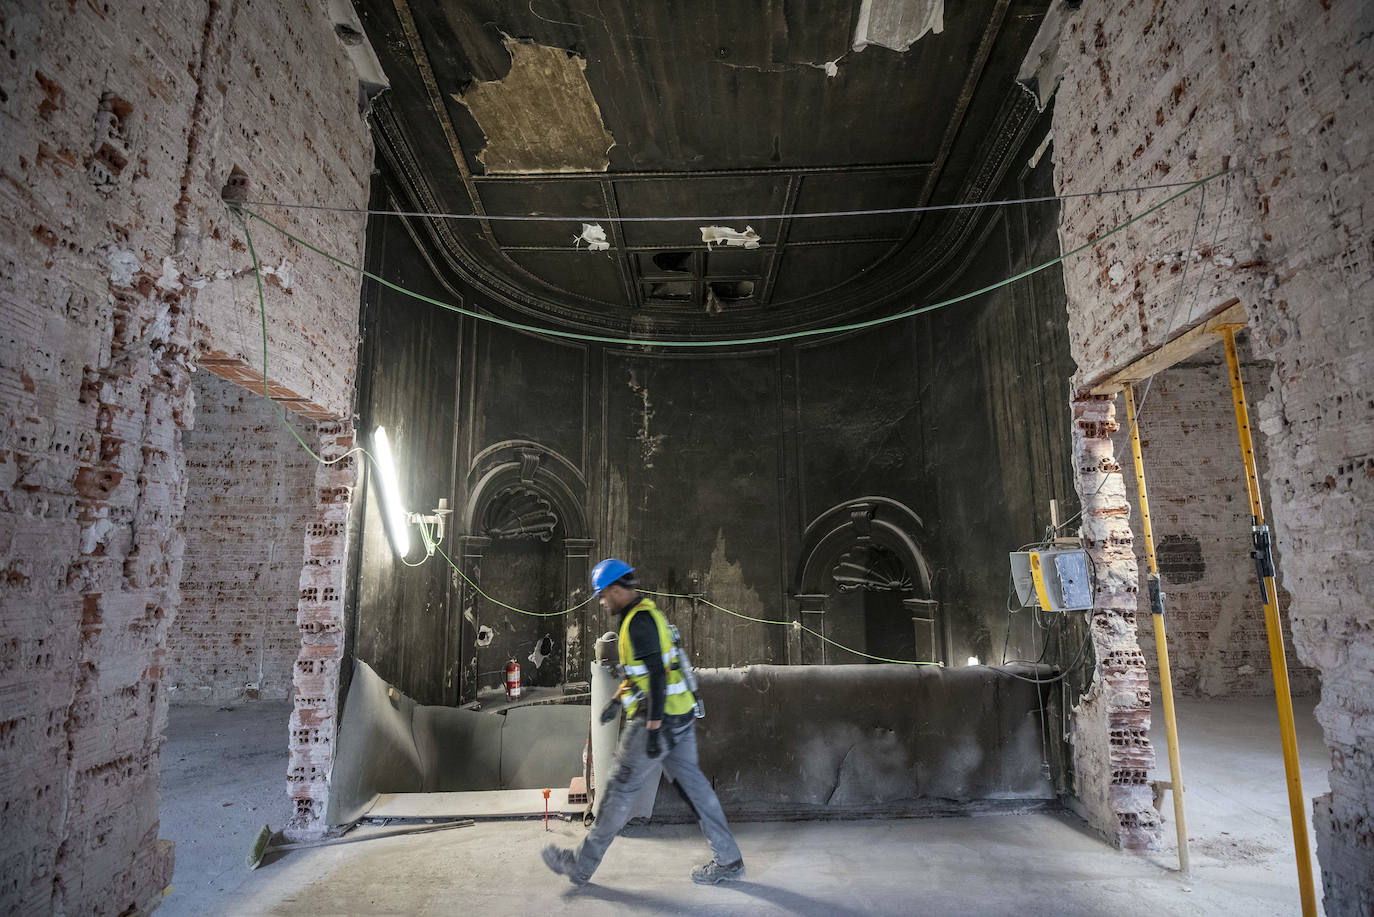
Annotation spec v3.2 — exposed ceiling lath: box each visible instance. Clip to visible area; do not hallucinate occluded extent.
[455,40,616,174]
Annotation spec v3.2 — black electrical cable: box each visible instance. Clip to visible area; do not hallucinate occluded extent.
[992,615,1095,686]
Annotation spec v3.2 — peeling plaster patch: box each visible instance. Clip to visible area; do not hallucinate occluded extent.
[455,40,616,174]
[573,223,609,251]
[149,303,173,344]
[627,368,665,469]
[81,515,114,554]
[700,225,761,249]
[1015,0,1071,111]
[852,0,943,53]
[156,256,183,292]
[606,466,631,560]
[105,247,139,287]
[1198,602,1240,696]
[702,531,768,663]
[564,619,580,664]
[258,257,295,291]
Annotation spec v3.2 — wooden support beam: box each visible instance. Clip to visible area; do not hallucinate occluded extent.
[1090,299,1246,394]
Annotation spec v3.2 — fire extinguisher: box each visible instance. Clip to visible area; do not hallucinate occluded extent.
[504,658,522,700]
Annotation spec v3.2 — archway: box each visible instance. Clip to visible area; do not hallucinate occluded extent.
[794,498,944,665]
[459,441,592,702]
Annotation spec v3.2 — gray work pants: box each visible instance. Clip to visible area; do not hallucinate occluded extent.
[573,712,742,881]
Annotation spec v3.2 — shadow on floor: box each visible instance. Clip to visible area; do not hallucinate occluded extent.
[566,879,864,917]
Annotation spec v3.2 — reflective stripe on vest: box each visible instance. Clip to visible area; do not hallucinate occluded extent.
[620,682,688,707]
[617,597,694,718]
[623,647,678,676]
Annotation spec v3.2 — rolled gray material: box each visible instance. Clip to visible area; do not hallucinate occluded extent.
[589,633,621,818]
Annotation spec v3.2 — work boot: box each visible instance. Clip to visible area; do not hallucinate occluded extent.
[541,845,589,886]
[691,858,745,885]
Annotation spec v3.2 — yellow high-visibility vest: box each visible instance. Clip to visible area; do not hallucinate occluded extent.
[617,597,694,718]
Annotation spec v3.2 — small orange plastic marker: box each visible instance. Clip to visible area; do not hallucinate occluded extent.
[543,788,551,831]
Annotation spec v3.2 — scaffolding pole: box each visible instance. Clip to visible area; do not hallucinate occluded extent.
[1218,325,1317,917]
[1121,384,1190,874]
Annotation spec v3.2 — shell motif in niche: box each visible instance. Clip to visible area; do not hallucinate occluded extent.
[831,545,913,592]
[483,486,559,541]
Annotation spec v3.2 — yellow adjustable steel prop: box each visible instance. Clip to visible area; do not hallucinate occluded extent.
[1121,384,1190,875]
[1218,324,1317,917]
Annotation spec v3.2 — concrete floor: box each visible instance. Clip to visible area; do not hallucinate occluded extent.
[157,694,1329,916]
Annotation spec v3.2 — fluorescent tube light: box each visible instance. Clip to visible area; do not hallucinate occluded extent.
[373,426,410,558]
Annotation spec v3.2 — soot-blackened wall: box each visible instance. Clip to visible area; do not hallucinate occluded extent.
[350,115,1078,707]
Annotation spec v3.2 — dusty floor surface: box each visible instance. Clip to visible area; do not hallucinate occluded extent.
[158,703,297,914]
[157,694,1328,916]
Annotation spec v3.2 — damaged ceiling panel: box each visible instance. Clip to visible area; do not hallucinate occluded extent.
[852,0,945,53]
[361,0,1053,331]
[455,40,616,173]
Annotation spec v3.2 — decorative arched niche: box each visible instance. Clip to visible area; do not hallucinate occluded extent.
[793,497,945,666]
[457,441,593,701]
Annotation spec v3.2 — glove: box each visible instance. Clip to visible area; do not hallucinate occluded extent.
[646,723,677,759]
[599,698,619,725]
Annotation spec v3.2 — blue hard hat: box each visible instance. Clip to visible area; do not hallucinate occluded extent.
[591,558,635,595]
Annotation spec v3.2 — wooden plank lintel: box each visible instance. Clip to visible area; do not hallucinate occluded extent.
[1091,299,1246,395]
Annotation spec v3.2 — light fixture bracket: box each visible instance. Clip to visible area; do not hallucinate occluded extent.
[408,497,452,554]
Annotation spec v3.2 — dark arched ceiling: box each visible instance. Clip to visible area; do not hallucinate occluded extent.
[353,0,1051,336]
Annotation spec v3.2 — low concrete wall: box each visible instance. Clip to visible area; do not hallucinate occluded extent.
[328,661,586,824]
[331,660,1056,824]
[328,660,425,824]
[659,664,1055,819]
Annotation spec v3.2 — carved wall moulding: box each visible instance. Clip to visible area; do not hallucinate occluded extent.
[832,545,914,593]
[482,486,559,541]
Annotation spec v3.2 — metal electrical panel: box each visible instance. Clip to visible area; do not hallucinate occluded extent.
[1009,549,1093,611]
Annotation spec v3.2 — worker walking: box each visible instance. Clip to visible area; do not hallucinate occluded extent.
[542,558,745,887]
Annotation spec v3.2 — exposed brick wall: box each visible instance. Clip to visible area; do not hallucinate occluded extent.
[287,421,354,833]
[0,1,370,913]
[1114,347,1319,698]
[1052,1,1373,909]
[167,372,316,705]
[1066,396,1160,850]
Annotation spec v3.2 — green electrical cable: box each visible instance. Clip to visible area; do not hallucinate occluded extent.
[645,590,943,666]
[233,168,1223,351]
[226,171,1225,667]
[800,624,942,666]
[238,213,873,647]
[434,544,596,615]
[233,209,365,469]
[645,590,793,627]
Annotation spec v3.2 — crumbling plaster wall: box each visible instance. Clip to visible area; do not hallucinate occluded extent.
[1052,0,1372,908]
[166,372,317,705]
[0,2,371,913]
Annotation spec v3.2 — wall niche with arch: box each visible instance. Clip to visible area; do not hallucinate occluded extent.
[457,441,594,703]
[793,498,946,667]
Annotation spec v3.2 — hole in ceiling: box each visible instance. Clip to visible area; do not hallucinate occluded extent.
[651,251,693,273]
[645,281,695,301]
[710,280,756,301]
